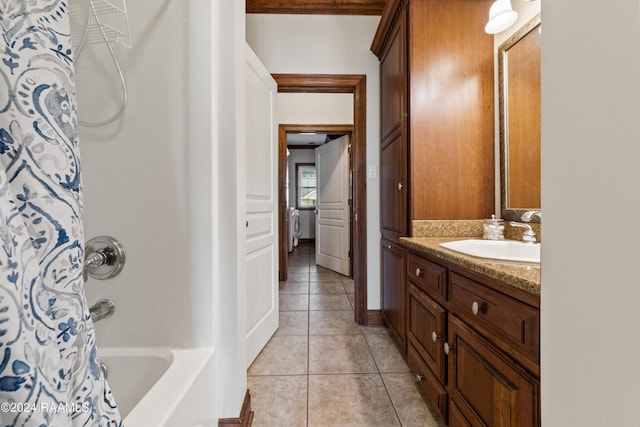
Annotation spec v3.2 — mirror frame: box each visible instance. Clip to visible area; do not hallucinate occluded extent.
[498,14,541,221]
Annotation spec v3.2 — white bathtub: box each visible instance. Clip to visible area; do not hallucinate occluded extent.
[99,347,216,427]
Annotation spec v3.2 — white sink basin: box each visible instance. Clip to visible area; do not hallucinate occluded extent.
[439,239,540,263]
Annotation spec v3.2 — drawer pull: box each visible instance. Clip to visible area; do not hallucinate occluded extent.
[431,331,439,342]
[415,267,422,277]
[415,374,424,382]
[386,244,394,250]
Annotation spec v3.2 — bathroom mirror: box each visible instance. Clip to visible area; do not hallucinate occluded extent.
[499,14,541,221]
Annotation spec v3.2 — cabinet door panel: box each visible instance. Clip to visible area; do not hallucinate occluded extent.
[380,134,407,238]
[381,240,406,350]
[407,283,446,382]
[380,7,406,143]
[448,316,540,427]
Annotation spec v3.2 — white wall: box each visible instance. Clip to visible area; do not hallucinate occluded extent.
[247,14,382,309]
[78,0,247,419]
[542,1,640,425]
[279,93,353,124]
[78,0,199,348]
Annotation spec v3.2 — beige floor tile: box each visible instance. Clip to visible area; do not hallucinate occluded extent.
[275,311,308,336]
[287,272,310,282]
[309,335,377,374]
[382,372,446,427]
[280,281,310,294]
[365,333,410,373]
[342,279,355,294]
[309,310,362,335]
[361,325,390,336]
[280,294,309,311]
[248,375,307,427]
[309,294,352,311]
[346,293,355,309]
[308,374,401,426]
[310,270,347,282]
[248,335,308,376]
[310,281,346,294]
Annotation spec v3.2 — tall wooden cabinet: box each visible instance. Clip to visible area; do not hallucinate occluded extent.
[373,0,495,233]
[373,0,495,357]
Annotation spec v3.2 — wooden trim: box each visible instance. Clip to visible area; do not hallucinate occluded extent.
[219,390,254,427]
[274,74,368,326]
[278,127,288,281]
[370,0,405,56]
[367,310,384,326]
[279,125,352,281]
[247,0,385,16]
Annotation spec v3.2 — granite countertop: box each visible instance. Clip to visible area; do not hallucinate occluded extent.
[400,237,541,296]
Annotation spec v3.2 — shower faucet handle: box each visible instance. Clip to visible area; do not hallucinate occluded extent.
[84,236,125,281]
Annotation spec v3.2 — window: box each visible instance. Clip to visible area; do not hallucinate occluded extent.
[296,163,316,209]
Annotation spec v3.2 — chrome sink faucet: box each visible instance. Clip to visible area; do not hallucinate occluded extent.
[520,210,541,222]
[510,222,537,244]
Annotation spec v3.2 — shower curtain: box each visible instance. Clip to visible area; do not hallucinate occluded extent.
[0,1,121,425]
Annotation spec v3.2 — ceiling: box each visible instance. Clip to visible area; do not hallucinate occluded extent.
[287,132,348,147]
[246,0,386,15]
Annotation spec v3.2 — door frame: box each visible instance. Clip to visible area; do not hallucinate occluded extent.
[274,74,369,326]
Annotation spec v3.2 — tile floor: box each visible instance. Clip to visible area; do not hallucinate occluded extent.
[248,242,446,427]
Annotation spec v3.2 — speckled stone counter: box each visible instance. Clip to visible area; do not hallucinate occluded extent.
[400,237,541,296]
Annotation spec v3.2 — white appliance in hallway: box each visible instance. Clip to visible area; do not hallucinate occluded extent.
[287,207,303,252]
[315,134,351,276]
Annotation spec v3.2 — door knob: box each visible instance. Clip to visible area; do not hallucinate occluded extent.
[431,331,438,342]
[397,182,404,190]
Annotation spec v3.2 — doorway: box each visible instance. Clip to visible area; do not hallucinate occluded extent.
[274,74,369,326]
[285,128,353,277]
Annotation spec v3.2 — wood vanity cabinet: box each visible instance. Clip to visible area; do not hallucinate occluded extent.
[381,239,407,351]
[405,249,541,427]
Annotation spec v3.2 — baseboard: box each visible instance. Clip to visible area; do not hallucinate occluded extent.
[218,389,254,427]
[367,310,383,326]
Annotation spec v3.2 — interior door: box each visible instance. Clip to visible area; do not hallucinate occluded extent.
[245,44,278,367]
[315,135,350,276]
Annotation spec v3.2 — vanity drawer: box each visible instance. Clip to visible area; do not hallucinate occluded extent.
[407,252,447,301]
[408,341,448,422]
[448,272,540,362]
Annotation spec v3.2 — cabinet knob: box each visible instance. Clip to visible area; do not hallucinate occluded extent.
[444,342,453,355]
[431,331,438,342]
[386,244,394,250]
[472,301,481,315]
[397,182,404,190]
[415,267,422,277]
[415,374,424,382]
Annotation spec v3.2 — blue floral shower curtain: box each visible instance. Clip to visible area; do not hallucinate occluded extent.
[0,1,121,426]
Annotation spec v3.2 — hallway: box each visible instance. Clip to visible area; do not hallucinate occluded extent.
[248,242,445,426]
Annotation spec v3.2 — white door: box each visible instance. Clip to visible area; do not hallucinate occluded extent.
[245,45,278,367]
[315,135,351,276]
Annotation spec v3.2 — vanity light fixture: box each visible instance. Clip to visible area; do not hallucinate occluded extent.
[485,0,518,34]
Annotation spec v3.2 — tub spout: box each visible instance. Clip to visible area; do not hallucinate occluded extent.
[89,299,115,323]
